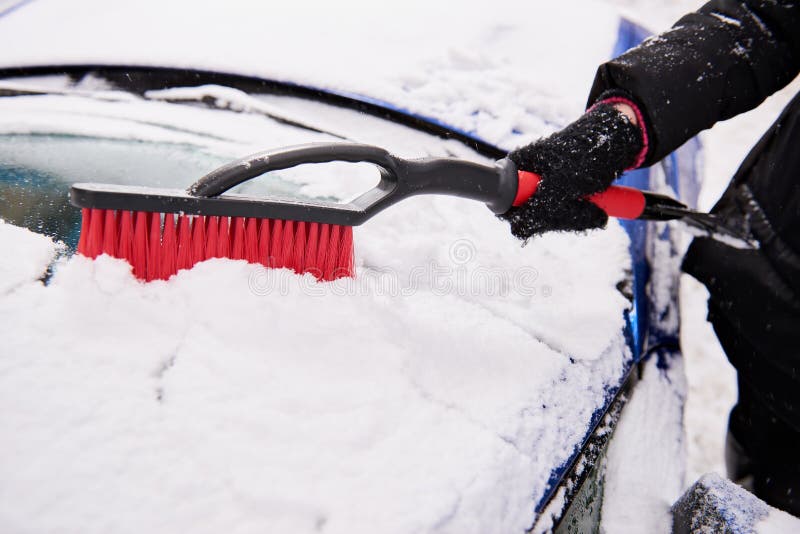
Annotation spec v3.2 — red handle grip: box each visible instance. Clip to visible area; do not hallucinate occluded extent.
[513,171,646,220]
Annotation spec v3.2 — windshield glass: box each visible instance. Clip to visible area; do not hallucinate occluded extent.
[0,72,489,249]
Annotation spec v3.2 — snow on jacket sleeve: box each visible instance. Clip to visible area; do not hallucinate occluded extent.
[588,0,800,167]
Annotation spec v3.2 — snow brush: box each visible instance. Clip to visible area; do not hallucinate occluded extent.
[70,142,750,282]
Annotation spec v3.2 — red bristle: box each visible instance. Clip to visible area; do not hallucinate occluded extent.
[217,216,231,257]
[147,213,161,281]
[101,210,118,257]
[117,211,134,263]
[176,214,193,271]
[77,208,91,255]
[281,220,295,269]
[132,211,148,279]
[205,216,219,259]
[244,218,259,264]
[315,223,331,277]
[292,221,306,273]
[86,208,105,259]
[161,213,178,279]
[270,220,284,267]
[322,224,342,281]
[257,218,271,266]
[304,222,320,276]
[81,205,356,283]
[336,225,355,279]
[231,217,246,260]
[191,215,206,265]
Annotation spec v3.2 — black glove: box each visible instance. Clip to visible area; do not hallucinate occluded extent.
[499,102,644,240]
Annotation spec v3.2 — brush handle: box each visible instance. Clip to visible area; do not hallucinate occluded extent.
[187,143,518,224]
[182,142,688,225]
[513,170,647,220]
[73,143,727,238]
[512,170,695,222]
[190,143,513,211]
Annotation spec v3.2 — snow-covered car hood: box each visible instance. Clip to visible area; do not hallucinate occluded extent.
[0,2,639,533]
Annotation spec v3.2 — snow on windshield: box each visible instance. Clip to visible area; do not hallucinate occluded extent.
[0,86,384,200]
[0,78,488,249]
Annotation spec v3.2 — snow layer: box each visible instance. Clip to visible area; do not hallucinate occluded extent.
[674,473,800,534]
[601,355,687,533]
[0,0,620,150]
[698,473,770,532]
[601,136,690,533]
[757,507,800,534]
[0,219,58,293]
[0,196,632,533]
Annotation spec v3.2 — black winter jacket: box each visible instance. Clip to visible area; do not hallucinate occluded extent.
[589,0,800,166]
[588,1,800,431]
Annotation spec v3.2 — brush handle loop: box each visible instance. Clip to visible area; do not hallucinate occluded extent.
[189,143,398,198]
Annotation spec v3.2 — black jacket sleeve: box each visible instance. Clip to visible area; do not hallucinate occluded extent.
[588,0,800,166]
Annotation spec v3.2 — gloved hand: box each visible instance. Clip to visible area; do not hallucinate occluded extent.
[499,101,646,240]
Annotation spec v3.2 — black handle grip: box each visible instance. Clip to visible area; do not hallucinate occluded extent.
[187,142,520,221]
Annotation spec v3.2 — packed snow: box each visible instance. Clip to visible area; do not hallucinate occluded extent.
[601,355,687,533]
[0,220,60,293]
[0,201,633,533]
[672,473,800,533]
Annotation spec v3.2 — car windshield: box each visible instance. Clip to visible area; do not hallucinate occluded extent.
[0,71,489,249]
